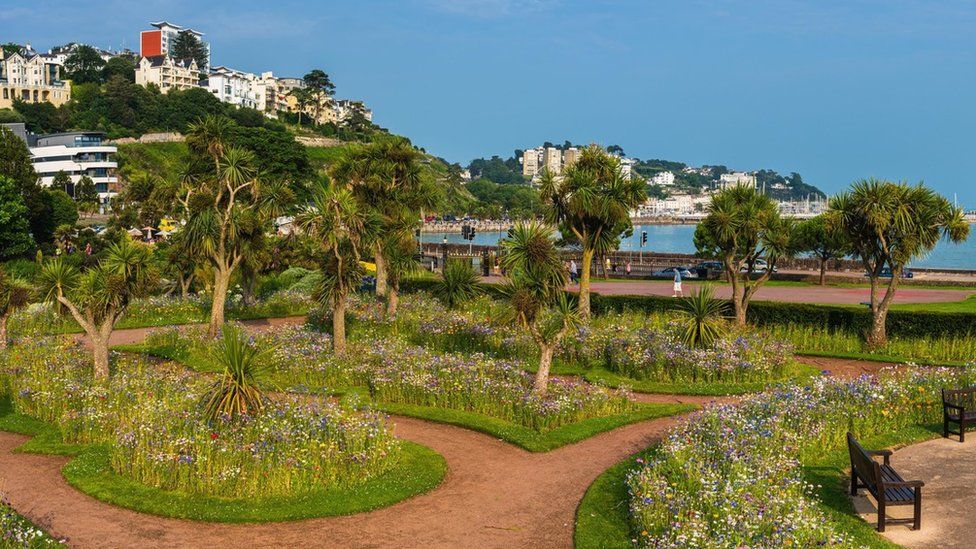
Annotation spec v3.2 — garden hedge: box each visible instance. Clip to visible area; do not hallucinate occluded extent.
[591,294,976,339]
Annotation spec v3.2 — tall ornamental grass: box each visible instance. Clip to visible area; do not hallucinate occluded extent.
[628,367,976,547]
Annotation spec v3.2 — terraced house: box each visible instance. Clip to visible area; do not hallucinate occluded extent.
[0,49,71,109]
[135,55,201,92]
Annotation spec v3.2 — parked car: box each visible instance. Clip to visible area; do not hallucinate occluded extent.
[693,260,724,279]
[652,266,698,279]
[740,259,777,273]
[865,267,914,279]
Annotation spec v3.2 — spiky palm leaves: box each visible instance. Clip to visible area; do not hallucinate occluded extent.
[538,145,646,318]
[202,325,267,422]
[434,259,482,309]
[675,285,728,348]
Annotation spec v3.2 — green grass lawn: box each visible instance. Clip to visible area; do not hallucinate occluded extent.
[891,294,976,313]
[0,398,447,523]
[573,422,943,548]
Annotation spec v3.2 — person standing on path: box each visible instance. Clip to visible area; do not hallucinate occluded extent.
[569,259,578,284]
[672,269,683,297]
[625,261,632,277]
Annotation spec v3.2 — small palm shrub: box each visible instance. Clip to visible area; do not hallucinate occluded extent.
[674,285,727,348]
[433,259,482,309]
[202,325,268,421]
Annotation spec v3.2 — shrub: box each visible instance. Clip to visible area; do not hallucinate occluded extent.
[433,259,482,309]
[202,325,268,421]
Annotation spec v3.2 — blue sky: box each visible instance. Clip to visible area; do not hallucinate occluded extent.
[5,1,975,202]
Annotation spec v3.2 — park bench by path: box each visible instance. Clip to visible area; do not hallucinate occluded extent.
[942,387,976,442]
[847,432,923,532]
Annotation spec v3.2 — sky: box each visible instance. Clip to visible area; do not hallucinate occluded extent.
[4,0,975,203]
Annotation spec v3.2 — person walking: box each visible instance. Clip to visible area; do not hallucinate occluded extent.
[569,259,579,284]
[672,268,683,297]
[626,261,632,277]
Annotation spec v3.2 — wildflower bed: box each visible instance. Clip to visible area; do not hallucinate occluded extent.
[0,340,445,522]
[576,367,975,548]
[129,319,692,452]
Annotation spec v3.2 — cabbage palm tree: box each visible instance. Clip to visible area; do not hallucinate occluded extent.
[38,238,154,379]
[539,145,646,319]
[180,145,261,337]
[675,285,727,348]
[695,185,797,325]
[334,137,438,298]
[0,267,31,349]
[202,324,267,421]
[499,221,579,395]
[382,232,419,317]
[296,180,370,353]
[827,179,969,347]
[434,259,482,309]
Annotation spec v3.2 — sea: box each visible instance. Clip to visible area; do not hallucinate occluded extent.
[420,224,976,270]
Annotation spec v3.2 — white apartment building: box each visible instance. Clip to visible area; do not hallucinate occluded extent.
[634,194,711,217]
[618,157,636,180]
[521,147,542,177]
[543,147,562,174]
[207,66,257,108]
[719,171,757,190]
[253,72,288,116]
[2,123,119,209]
[136,56,201,92]
[649,171,675,187]
[0,50,71,109]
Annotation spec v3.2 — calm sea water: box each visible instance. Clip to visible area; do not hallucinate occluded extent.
[420,224,976,270]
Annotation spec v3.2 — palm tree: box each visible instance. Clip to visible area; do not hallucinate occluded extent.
[674,285,727,348]
[0,267,31,349]
[434,259,482,309]
[499,221,579,395]
[38,238,154,379]
[334,137,438,299]
[694,185,797,325]
[382,232,419,317]
[186,115,231,175]
[795,215,851,285]
[202,324,267,422]
[539,145,646,319]
[296,180,369,353]
[827,179,969,347]
[180,144,261,337]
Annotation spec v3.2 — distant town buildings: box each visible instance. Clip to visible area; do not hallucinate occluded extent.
[648,171,675,187]
[0,49,71,109]
[718,171,757,190]
[2,123,119,209]
[135,56,201,93]
[140,21,210,69]
[520,146,582,179]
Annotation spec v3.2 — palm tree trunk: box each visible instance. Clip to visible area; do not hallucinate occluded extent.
[386,286,399,318]
[867,273,899,348]
[209,266,231,337]
[729,271,747,325]
[579,248,594,320]
[534,343,554,396]
[0,313,8,349]
[90,332,110,380]
[374,243,387,296]
[332,295,346,353]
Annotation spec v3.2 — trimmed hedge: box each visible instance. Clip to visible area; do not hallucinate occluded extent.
[591,293,976,339]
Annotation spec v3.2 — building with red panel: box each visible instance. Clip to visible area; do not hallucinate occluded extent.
[139,21,209,68]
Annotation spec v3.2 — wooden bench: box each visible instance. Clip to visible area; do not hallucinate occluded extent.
[942,387,976,442]
[847,432,923,532]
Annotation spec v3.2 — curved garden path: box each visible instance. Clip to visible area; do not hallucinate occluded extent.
[0,319,722,548]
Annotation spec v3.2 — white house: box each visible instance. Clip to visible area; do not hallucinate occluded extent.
[649,171,675,187]
[208,66,257,108]
[719,172,757,190]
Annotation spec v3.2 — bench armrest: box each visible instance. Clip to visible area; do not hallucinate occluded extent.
[867,449,892,464]
[886,480,924,489]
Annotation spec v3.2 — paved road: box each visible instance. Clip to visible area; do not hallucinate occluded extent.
[572,279,973,305]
